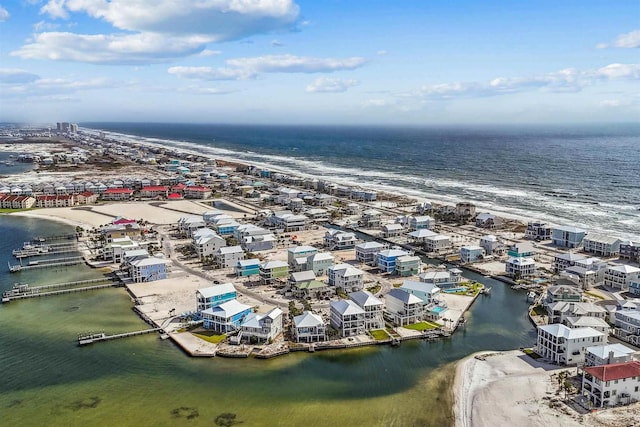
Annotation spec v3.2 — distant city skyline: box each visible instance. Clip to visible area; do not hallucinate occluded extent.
[0,1,638,125]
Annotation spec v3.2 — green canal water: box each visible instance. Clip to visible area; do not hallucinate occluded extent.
[0,215,536,427]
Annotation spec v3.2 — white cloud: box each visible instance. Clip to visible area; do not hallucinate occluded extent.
[168,66,256,81]
[0,69,40,84]
[306,77,358,93]
[19,1,302,64]
[376,50,388,56]
[169,54,368,81]
[2,73,117,100]
[0,5,10,22]
[597,30,640,49]
[178,86,236,95]
[33,20,60,31]
[362,99,393,107]
[271,39,284,47]
[226,54,367,73]
[198,49,222,57]
[416,63,639,100]
[600,99,633,108]
[40,0,299,40]
[12,32,213,64]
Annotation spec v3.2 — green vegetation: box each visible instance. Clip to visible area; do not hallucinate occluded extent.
[403,321,440,331]
[288,301,303,318]
[522,348,542,359]
[366,284,381,294]
[392,282,403,288]
[584,291,605,300]
[448,282,483,296]
[191,331,226,344]
[530,305,547,316]
[336,289,349,299]
[370,329,391,341]
[0,208,37,214]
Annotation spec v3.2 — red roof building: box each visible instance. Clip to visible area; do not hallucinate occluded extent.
[102,188,134,201]
[140,186,169,198]
[167,193,183,200]
[184,185,212,199]
[582,360,640,408]
[584,360,640,382]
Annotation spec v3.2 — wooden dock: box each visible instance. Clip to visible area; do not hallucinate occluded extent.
[78,328,161,345]
[32,233,77,242]
[14,248,79,259]
[8,256,84,272]
[2,283,119,302]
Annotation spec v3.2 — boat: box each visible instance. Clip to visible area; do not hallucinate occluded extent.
[527,291,537,302]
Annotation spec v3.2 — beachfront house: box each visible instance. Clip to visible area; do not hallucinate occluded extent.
[620,242,640,263]
[384,288,424,326]
[377,248,410,273]
[582,234,623,257]
[460,246,486,263]
[552,226,587,248]
[306,252,335,276]
[581,361,640,408]
[408,215,434,231]
[613,310,640,346]
[259,260,289,285]
[455,202,476,221]
[423,234,451,253]
[235,259,261,277]
[323,229,357,250]
[240,308,283,343]
[536,323,606,365]
[505,257,536,279]
[327,263,365,292]
[355,241,385,265]
[395,255,421,276]
[525,221,553,241]
[349,290,385,330]
[604,265,640,291]
[475,213,501,229]
[584,343,637,367]
[129,257,172,282]
[101,222,141,242]
[330,300,366,337]
[192,228,226,260]
[196,283,237,312]
[201,300,252,333]
[292,311,326,343]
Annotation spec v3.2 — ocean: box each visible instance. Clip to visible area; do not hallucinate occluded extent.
[0,215,534,427]
[83,123,640,241]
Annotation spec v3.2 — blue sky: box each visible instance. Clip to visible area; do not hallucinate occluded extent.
[0,0,638,125]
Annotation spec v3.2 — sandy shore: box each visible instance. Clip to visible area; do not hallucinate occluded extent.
[453,350,640,427]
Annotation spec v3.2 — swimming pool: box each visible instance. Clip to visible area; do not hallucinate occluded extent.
[444,287,468,293]
[431,306,447,313]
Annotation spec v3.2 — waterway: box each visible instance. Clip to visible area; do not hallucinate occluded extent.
[0,215,535,427]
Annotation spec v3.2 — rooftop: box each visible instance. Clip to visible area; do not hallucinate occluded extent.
[584,361,640,382]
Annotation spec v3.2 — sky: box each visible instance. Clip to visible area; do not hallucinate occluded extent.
[0,0,638,125]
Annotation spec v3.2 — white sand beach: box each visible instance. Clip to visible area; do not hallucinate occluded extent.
[453,350,640,427]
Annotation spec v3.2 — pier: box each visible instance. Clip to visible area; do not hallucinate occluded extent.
[32,233,78,242]
[77,328,161,345]
[8,256,85,272]
[2,280,120,303]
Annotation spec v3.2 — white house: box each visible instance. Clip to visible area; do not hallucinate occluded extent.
[128,257,172,283]
[382,223,404,238]
[192,228,226,259]
[327,263,364,291]
[552,225,587,248]
[479,234,503,255]
[355,241,385,265]
[307,252,335,276]
[287,245,318,266]
[399,280,441,305]
[324,230,357,250]
[476,213,500,229]
[384,288,424,326]
[419,269,462,289]
[241,307,283,343]
[582,233,623,257]
[349,290,385,330]
[408,229,438,244]
[554,252,588,273]
[536,323,606,365]
[505,257,535,278]
[604,265,640,291]
[330,300,366,337]
[213,245,244,268]
[292,311,326,343]
[584,343,637,367]
[408,215,434,231]
[460,246,486,263]
[546,301,607,324]
[582,361,640,408]
[201,299,252,333]
[423,234,451,253]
